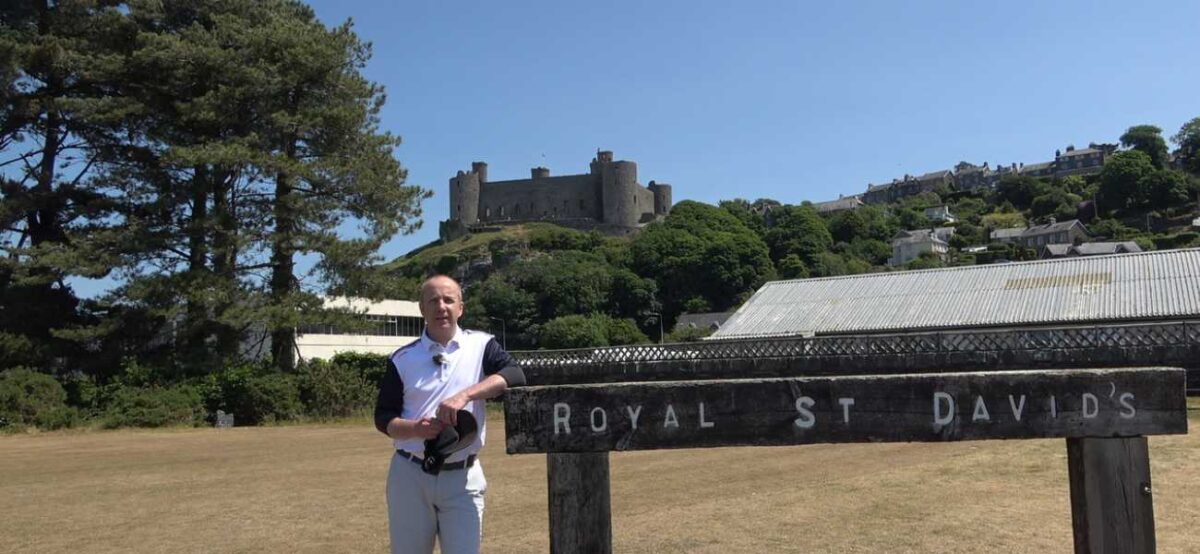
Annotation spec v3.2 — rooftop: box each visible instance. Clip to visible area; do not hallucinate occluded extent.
[710,248,1200,340]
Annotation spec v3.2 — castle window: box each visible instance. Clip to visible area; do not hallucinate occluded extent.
[579,199,586,210]
[514,204,520,216]
[484,207,490,218]
[499,205,505,217]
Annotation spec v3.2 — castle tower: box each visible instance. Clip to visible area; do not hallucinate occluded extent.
[449,162,484,225]
[648,181,673,215]
[596,152,640,227]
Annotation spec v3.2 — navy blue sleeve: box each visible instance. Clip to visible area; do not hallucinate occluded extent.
[482,338,525,387]
[374,357,404,435]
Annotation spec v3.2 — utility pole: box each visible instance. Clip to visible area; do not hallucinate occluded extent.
[648,312,663,344]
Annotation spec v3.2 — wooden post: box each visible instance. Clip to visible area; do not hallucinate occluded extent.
[547,452,612,554]
[1067,437,1155,554]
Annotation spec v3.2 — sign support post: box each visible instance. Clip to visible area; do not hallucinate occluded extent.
[1067,437,1156,554]
[547,452,612,554]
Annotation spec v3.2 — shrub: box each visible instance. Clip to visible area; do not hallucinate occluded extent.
[538,314,650,349]
[329,351,390,386]
[204,363,302,425]
[102,385,204,429]
[0,368,78,430]
[296,357,377,419]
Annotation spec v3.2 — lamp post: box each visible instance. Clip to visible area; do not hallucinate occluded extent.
[489,317,507,350]
[648,312,663,344]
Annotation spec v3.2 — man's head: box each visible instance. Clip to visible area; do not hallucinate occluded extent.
[419,275,463,345]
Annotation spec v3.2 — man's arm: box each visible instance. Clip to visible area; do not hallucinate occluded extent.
[435,338,525,424]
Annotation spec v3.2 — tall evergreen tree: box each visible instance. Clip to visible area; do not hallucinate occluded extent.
[0,1,134,371]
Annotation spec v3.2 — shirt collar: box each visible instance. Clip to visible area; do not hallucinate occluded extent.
[421,326,463,352]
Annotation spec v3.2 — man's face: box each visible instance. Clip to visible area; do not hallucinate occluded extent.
[420,276,464,342]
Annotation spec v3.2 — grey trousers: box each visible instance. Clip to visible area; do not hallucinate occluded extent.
[386,454,487,554]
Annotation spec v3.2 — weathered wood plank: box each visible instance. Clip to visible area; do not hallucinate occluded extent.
[1067,437,1156,554]
[547,452,611,554]
[505,367,1187,454]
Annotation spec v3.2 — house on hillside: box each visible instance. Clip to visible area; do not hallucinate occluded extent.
[812,195,863,214]
[989,226,1026,244]
[954,161,992,190]
[888,228,953,266]
[1040,241,1142,259]
[923,205,956,223]
[990,219,1089,248]
[673,312,734,334]
[1053,144,1114,178]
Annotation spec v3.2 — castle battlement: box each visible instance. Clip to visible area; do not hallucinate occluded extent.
[442,151,672,239]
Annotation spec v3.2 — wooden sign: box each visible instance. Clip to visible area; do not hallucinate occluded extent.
[505,368,1187,454]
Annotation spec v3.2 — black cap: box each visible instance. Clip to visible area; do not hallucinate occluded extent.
[421,410,479,474]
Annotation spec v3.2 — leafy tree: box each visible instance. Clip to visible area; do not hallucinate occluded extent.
[1173,117,1200,174]
[846,238,891,266]
[1031,189,1082,220]
[1141,170,1191,210]
[905,252,946,270]
[1099,150,1156,210]
[718,198,766,236]
[1121,124,1169,169]
[632,201,772,320]
[537,314,648,349]
[894,207,931,231]
[994,175,1049,209]
[1087,218,1138,240]
[605,317,651,346]
[538,314,607,349]
[103,0,427,373]
[777,254,809,279]
[950,197,988,223]
[762,204,832,263]
[980,211,1026,230]
[809,251,849,277]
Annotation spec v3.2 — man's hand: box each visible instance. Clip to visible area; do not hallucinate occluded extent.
[412,417,446,439]
[436,393,470,426]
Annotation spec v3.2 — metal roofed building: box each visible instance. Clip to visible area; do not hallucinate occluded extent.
[710,248,1200,340]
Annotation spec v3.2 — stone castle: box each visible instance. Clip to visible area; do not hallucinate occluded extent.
[440,150,672,239]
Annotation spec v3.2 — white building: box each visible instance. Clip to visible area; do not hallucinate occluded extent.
[295,297,423,360]
[888,228,954,266]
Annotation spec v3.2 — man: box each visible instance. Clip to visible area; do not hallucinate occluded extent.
[374,275,525,554]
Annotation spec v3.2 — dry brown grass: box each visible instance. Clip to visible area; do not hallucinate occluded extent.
[2,412,1198,553]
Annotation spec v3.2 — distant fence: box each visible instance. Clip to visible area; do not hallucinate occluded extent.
[513,321,1200,391]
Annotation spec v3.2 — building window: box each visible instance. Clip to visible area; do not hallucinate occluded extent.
[484,207,490,218]
[298,315,425,337]
[579,199,586,210]
[514,204,520,216]
[499,205,505,217]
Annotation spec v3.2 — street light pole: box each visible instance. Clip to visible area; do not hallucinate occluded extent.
[648,312,663,344]
[489,317,507,350]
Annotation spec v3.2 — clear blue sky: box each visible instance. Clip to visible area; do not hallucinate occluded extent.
[66,1,1200,297]
[302,0,1198,261]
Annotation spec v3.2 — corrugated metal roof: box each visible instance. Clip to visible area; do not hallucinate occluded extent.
[710,248,1200,340]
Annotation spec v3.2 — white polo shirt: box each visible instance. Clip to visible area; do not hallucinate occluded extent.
[390,328,495,461]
